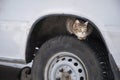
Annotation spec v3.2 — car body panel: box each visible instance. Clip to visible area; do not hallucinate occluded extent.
[0,0,120,68]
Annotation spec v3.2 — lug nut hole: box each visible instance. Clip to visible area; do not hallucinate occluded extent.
[74,63,78,66]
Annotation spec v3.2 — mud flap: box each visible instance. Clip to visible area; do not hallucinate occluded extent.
[20,67,31,80]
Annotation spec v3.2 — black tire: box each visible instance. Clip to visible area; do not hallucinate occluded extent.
[32,36,103,80]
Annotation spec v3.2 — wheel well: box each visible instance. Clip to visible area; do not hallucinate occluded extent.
[26,14,109,63]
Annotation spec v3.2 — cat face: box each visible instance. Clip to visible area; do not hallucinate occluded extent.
[72,20,88,36]
[66,18,91,40]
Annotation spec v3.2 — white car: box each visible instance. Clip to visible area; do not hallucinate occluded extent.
[0,0,120,80]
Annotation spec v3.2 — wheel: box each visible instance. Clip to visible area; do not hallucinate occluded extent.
[32,36,103,80]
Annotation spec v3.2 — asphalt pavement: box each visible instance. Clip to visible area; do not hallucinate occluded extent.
[0,65,21,80]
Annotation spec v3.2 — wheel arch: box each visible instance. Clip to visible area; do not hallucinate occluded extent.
[25,14,110,63]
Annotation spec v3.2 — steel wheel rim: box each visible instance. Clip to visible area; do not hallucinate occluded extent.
[44,52,88,80]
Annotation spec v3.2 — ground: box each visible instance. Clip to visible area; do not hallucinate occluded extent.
[0,65,21,80]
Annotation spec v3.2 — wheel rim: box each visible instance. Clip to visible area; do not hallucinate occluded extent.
[44,52,88,80]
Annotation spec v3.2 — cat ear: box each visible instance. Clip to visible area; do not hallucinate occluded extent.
[75,19,80,24]
[84,21,88,26]
[73,19,80,28]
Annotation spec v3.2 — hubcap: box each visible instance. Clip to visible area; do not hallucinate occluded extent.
[44,52,88,80]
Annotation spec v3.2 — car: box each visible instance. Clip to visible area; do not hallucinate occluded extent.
[0,0,120,80]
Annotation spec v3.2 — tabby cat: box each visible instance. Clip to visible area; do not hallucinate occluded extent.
[66,18,92,40]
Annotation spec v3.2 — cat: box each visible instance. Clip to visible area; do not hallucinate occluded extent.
[66,18,92,40]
